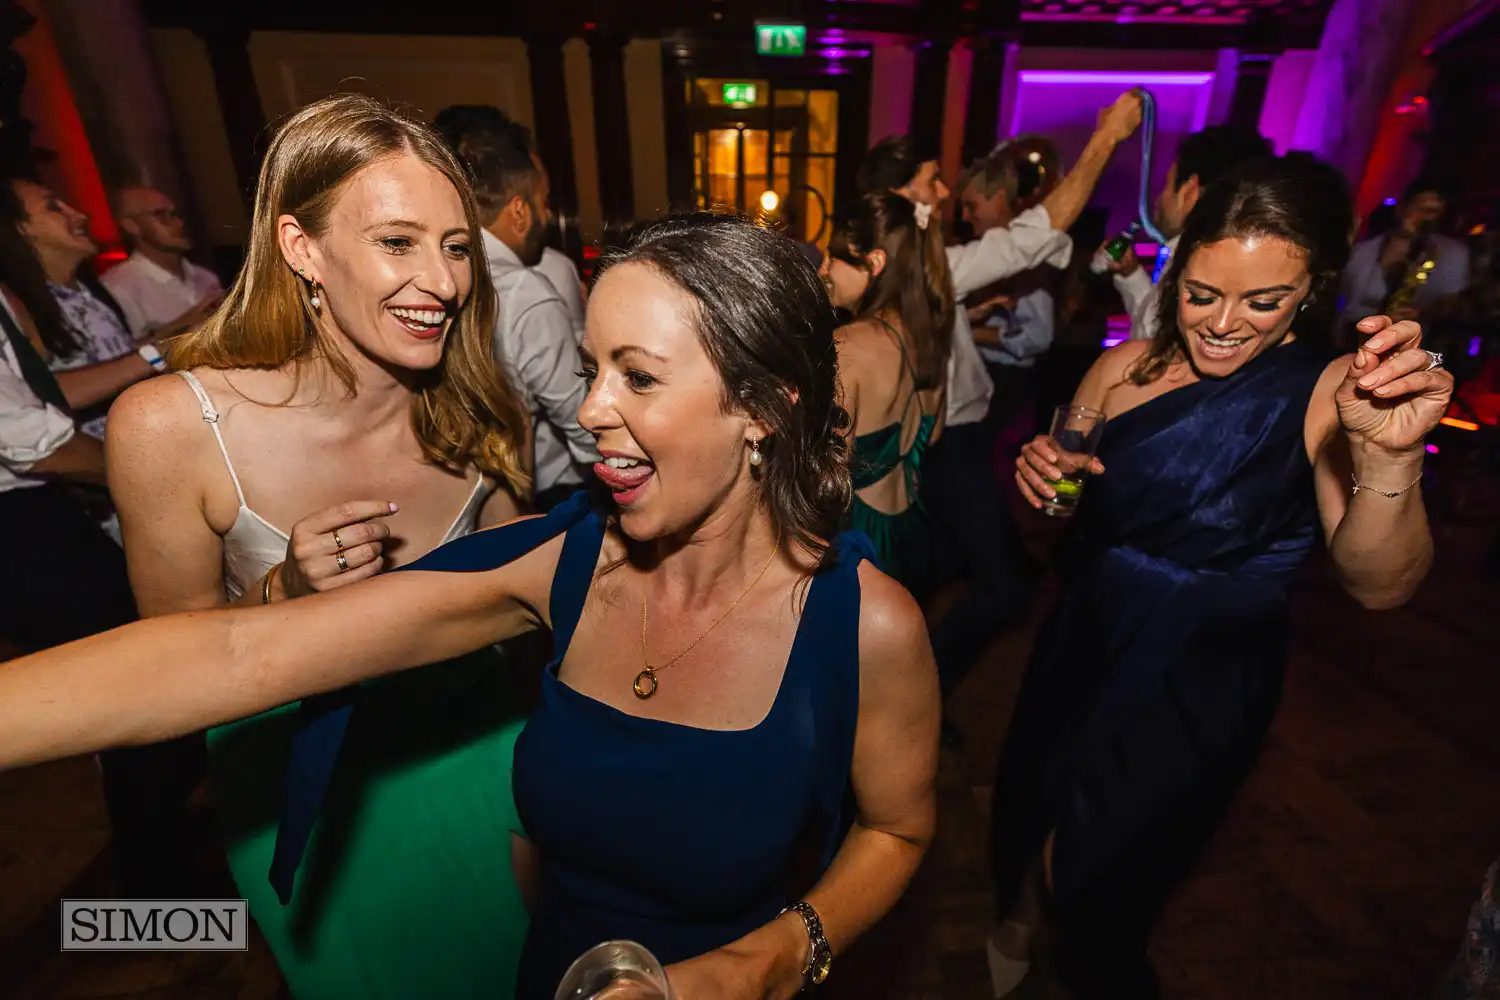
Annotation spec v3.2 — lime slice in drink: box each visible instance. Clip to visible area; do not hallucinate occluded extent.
[1050,478,1083,498]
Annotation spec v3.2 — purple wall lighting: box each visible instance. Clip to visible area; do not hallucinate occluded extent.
[1009,70,1216,236]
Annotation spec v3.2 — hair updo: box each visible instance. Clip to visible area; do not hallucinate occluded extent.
[594,213,852,565]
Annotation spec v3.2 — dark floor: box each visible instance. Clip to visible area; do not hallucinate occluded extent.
[3,482,1498,999]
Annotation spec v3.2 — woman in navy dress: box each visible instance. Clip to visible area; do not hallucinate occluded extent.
[0,215,940,999]
[986,157,1454,998]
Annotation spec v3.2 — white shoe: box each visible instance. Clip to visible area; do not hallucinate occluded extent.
[986,936,1030,998]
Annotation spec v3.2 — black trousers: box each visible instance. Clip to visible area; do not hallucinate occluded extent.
[924,420,1038,697]
[0,483,203,897]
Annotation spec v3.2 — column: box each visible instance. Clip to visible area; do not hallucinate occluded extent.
[1289,0,1422,186]
[588,28,634,226]
[658,43,693,211]
[527,34,580,228]
[0,1,35,175]
[907,38,950,158]
[961,36,1007,164]
[1225,52,1275,134]
[193,27,266,213]
[42,0,188,209]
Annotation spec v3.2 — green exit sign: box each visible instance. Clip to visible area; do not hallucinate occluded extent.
[755,22,806,57]
[722,82,758,106]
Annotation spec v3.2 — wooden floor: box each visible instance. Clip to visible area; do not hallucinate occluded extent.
[3,496,1497,999]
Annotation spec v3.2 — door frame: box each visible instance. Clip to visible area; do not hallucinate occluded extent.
[660,37,871,220]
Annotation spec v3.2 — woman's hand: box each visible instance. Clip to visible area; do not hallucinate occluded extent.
[665,914,808,1000]
[1337,315,1454,456]
[1015,433,1105,510]
[275,500,397,600]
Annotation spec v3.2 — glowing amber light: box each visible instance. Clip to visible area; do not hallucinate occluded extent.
[759,190,780,212]
[1440,417,1480,431]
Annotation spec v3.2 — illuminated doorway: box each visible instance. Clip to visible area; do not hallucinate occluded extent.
[688,79,839,247]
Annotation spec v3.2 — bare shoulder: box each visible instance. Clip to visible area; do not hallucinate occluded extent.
[1097,338,1152,381]
[107,372,208,454]
[855,561,931,676]
[1075,338,1151,408]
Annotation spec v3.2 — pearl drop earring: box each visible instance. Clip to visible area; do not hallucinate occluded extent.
[310,281,321,310]
[749,438,763,467]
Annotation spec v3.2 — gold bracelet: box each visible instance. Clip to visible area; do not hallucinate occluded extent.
[262,563,282,605]
[1350,472,1423,499]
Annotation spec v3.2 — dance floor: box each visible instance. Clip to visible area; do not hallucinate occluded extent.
[3,491,1497,999]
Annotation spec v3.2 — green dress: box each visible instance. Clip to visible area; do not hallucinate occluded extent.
[175,367,530,997]
[207,652,531,999]
[848,318,937,597]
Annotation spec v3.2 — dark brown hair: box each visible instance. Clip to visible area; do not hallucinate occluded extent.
[827,190,955,388]
[594,213,852,565]
[0,177,81,357]
[1137,153,1353,384]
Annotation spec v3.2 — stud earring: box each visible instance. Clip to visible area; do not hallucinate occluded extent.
[749,438,763,467]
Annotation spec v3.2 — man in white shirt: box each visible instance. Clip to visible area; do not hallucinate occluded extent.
[1100,126,1273,340]
[1339,178,1470,334]
[100,186,223,340]
[857,92,1141,726]
[0,291,200,898]
[957,147,1058,437]
[536,245,587,342]
[435,106,599,512]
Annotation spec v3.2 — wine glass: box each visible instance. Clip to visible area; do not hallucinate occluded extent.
[554,940,675,1000]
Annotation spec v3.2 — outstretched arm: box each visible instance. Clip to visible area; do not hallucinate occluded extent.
[0,552,551,770]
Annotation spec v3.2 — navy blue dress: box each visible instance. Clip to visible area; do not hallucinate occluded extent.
[990,340,1330,995]
[269,492,870,999]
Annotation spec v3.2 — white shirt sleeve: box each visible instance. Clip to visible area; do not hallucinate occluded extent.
[1005,289,1055,362]
[0,359,77,472]
[946,205,1074,301]
[1428,241,1471,299]
[509,291,599,467]
[100,267,149,338]
[1113,269,1160,340]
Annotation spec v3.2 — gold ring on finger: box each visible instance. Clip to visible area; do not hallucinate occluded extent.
[332,529,345,552]
[336,552,349,573]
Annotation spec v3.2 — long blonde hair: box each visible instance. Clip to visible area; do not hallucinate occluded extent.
[169,94,530,498]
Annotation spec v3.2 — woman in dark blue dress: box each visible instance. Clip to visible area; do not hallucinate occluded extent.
[0,215,940,1000]
[987,157,1454,998]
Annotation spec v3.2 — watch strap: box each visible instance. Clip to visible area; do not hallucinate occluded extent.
[780,900,831,987]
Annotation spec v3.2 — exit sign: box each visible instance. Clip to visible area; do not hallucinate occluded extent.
[755,22,806,57]
[722,82,758,106]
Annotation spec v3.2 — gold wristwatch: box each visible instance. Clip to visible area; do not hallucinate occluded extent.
[780,900,831,987]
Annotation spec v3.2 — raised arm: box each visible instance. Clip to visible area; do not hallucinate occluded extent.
[665,563,939,999]
[0,543,554,770]
[1309,316,1451,609]
[1038,91,1142,233]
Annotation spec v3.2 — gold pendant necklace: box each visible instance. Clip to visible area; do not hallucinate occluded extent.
[635,532,782,699]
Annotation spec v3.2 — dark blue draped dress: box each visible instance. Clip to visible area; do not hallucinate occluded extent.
[990,339,1330,996]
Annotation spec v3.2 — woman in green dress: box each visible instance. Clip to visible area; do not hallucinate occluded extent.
[821,191,953,596]
[104,94,534,998]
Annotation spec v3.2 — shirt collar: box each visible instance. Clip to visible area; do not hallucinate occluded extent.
[481,229,524,271]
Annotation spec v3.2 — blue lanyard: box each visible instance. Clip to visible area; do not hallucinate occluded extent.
[1151,245,1171,284]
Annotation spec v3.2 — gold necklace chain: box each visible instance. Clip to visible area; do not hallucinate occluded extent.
[634,533,782,700]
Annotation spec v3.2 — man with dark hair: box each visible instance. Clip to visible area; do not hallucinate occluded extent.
[859,93,1142,742]
[1340,176,1470,331]
[1101,124,1274,340]
[1104,119,1266,340]
[434,105,597,511]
